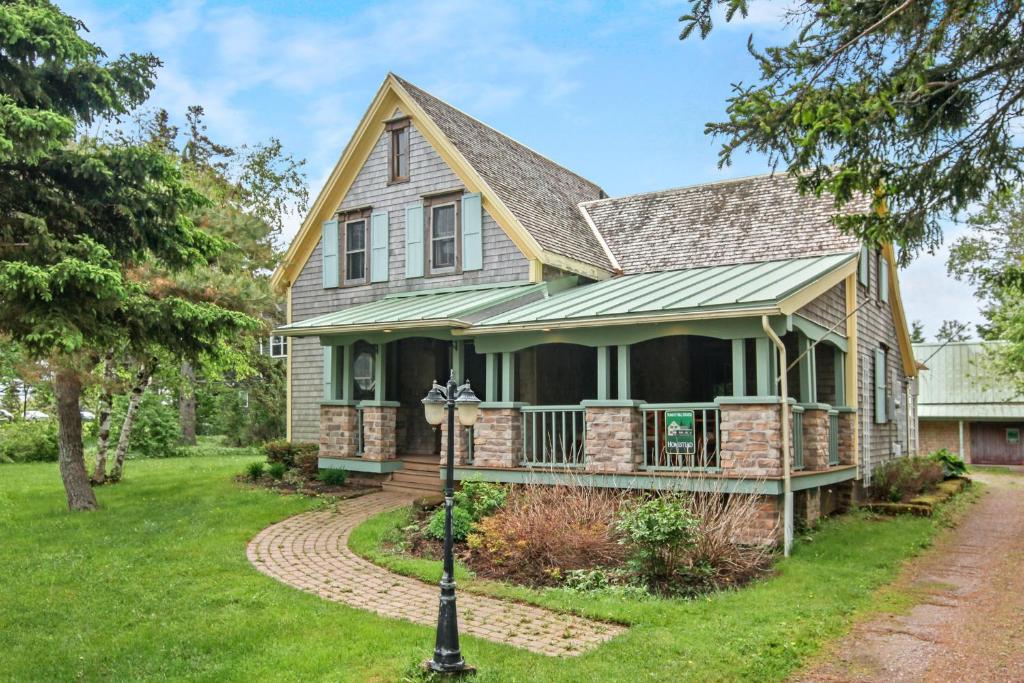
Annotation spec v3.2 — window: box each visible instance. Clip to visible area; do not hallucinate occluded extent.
[269,335,287,358]
[352,342,375,400]
[431,203,456,270]
[1007,428,1020,444]
[344,217,367,283]
[387,118,410,183]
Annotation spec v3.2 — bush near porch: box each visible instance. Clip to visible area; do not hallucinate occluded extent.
[0,454,977,682]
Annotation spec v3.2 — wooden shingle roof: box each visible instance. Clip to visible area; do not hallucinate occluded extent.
[580,174,865,275]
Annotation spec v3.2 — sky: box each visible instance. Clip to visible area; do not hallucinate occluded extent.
[62,0,984,340]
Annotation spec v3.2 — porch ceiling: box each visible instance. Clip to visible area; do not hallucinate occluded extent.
[472,252,857,331]
[278,281,546,336]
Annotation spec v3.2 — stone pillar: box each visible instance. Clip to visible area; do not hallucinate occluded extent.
[438,418,471,466]
[583,403,642,474]
[793,488,822,528]
[319,403,358,459]
[717,400,783,477]
[471,406,524,468]
[837,409,856,465]
[360,403,398,461]
[801,406,831,470]
[734,494,783,546]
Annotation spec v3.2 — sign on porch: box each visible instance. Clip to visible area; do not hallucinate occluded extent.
[665,411,695,455]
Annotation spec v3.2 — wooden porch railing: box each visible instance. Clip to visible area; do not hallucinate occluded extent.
[640,403,720,470]
[828,410,840,466]
[791,405,805,471]
[355,405,365,457]
[520,405,586,468]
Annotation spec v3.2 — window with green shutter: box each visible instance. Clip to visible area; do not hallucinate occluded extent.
[405,202,424,278]
[321,219,339,288]
[369,211,389,282]
[858,245,869,287]
[879,255,889,303]
[461,192,483,271]
[874,347,887,424]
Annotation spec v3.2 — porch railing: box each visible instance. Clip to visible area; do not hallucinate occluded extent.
[641,403,720,470]
[828,410,840,466]
[355,405,365,457]
[521,406,586,468]
[791,405,805,471]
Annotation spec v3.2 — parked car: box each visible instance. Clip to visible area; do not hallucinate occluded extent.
[80,410,96,421]
[0,409,12,422]
[24,410,50,421]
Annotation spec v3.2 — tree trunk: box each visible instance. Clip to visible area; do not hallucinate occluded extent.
[91,355,115,485]
[179,360,197,446]
[53,367,99,511]
[109,361,154,483]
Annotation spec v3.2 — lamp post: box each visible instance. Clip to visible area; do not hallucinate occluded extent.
[421,370,480,675]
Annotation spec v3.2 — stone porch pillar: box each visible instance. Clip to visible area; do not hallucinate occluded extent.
[716,398,784,477]
[319,402,358,459]
[800,404,831,470]
[470,404,526,468]
[359,401,399,461]
[438,418,472,466]
[836,407,857,466]
[734,494,783,546]
[582,401,643,473]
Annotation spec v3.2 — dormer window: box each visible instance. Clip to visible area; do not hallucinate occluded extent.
[344,217,367,283]
[425,191,461,273]
[387,118,410,183]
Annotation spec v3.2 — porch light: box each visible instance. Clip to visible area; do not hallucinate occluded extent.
[422,383,446,426]
[454,381,480,427]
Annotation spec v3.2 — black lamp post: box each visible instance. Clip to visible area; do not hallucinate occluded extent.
[421,370,480,675]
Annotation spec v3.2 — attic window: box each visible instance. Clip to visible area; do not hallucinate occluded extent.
[388,118,410,183]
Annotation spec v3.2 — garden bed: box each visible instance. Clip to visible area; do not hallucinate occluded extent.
[235,439,378,499]
[862,478,971,516]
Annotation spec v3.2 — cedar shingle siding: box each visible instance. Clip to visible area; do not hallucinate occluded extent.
[289,121,529,440]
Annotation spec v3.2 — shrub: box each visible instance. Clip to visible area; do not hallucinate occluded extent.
[108,392,180,458]
[684,489,775,591]
[873,456,945,502]
[267,462,287,480]
[317,468,348,486]
[264,440,318,471]
[0,420,59,463]
[294,443,320,476]
[426,505,474,542]
[929,448,967,479]
[246,461,265,481]
[465,484,626,586]
[616,493,700,586]
[454,479,507,519]
[264,440,295,467]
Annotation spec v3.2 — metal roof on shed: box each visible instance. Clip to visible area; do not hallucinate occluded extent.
[914,341,1024,420]
[278,282,545,335]
[474,252,856,329]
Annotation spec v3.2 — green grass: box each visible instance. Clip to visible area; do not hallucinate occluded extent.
[0,457,968,683]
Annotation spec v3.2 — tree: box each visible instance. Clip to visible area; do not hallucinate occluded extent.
[910,320,926,343]
[936,320,970,343]
[680,1,1024,262]
[0,2,257,509]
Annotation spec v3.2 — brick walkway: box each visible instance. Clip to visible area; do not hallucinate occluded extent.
[246,491,625,656]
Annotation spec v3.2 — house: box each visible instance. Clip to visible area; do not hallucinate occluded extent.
[915,341,1024,465]
[272,74,917,543]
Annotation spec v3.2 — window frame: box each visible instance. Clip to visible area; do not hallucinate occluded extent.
[425,192,461,276]
[269,335,287,358]
[339,208,371,286]
[387,118,410,184]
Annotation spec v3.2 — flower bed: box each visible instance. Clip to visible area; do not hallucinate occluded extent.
[236,441,376,498]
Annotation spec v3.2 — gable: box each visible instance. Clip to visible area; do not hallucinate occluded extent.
[272,74,612,291]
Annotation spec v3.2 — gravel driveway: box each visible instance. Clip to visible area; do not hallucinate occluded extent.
[794,467,1024,682]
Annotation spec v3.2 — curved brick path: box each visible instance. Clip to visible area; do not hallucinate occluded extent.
[246,491,625,656]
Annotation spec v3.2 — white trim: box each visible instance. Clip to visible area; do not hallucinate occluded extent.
[577,202,622,273]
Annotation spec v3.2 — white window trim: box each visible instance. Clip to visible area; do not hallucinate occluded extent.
[429,201,458,274]
[269,335,287,359]
[344,218,368,284]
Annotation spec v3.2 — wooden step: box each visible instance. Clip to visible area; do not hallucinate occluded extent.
[390,471,441,487]
[382,479,442,495]
[402,461,441,473]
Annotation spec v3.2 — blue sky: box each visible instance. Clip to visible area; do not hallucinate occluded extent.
[63,0,982,339]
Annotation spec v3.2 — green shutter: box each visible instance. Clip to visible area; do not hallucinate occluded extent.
[461,192,483,271]
[879,256,889,303]
[874,347,887,424]
[405,202,424,278]
[370,211,389,283]
[321,219,339,288]
[323,346,337,400]
[858,245,869,287]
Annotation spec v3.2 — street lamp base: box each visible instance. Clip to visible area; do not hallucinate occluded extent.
[422,660,476,677]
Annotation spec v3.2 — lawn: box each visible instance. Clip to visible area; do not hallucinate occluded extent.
[0,455,964,682]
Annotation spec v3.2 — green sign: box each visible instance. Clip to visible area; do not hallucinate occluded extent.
[665,411,695,455]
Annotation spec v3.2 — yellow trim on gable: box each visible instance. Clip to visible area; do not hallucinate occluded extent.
[285,286,293,441]
[883,243,917,377]
[777,257,858,315]
[845,273,859,474]
[270,74,610,294]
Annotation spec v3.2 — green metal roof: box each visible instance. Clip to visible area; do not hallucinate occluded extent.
[475,253,856,329]
[914,341,1024,420]
[279,281,545,335]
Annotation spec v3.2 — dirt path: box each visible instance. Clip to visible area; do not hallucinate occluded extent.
[795,468,1024,682]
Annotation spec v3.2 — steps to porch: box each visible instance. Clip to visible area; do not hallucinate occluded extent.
[381,454,442,495]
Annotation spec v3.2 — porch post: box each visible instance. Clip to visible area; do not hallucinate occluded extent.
[452,340,464,383]
[798,335,816,403]
[501,351,515,402]
[323,345,340,401]
[834,347,846,406]
[731,339,747,396]
[485,353,498,403]
[755,338,775,395]
[341,343,353,402]
[597,346,611,400]
[374,342,386,402]
[616,345,630,400]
